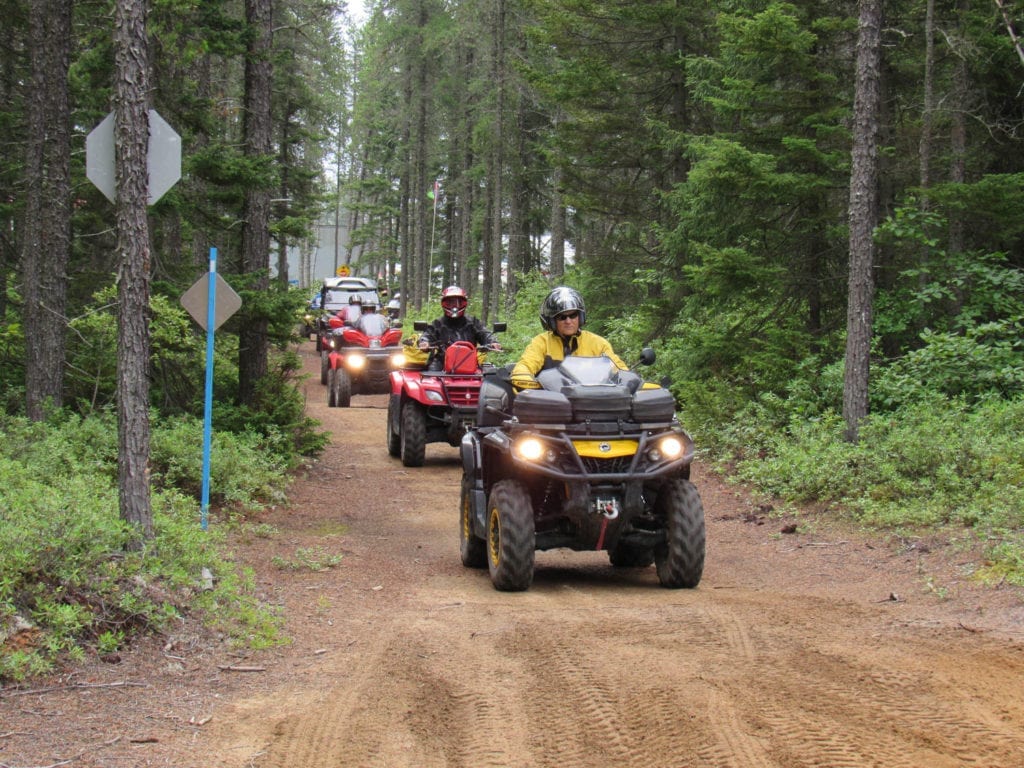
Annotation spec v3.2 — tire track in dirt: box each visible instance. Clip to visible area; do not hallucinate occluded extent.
[696,600,1024,768]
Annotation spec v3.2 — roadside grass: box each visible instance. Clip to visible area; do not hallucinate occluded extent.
[702,394,1024,585]
[0,412,295,683]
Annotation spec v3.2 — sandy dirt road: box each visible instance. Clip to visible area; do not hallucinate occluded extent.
[3,344,1024,768]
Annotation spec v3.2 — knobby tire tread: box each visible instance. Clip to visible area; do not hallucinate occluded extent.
[654,477,706,589]
[400,400,426,467]
[487,480,535,591]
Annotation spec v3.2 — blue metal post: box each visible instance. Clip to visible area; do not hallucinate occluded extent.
[200,247,218,530]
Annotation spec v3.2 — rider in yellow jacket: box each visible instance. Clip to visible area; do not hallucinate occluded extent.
[512,286,627,390]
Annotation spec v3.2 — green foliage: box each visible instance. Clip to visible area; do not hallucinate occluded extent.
[150,415,289,508]
[873,320,1024,408]
[213,348,329,463]
[706,395,1024,583]
[65,285,206,415]
[0,312,26,414]
[0,413,292,682]
[59,284,326,467]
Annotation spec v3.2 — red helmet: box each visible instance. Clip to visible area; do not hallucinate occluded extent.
[440,285,468,318]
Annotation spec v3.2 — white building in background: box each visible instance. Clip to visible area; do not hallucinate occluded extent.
[277,212,363,289]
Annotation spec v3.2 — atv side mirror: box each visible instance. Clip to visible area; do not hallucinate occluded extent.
[413,320,429,332]
[492,322,507,333]
[638,347,656,366]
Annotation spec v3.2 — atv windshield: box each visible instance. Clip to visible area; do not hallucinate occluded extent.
[536,355,622,390]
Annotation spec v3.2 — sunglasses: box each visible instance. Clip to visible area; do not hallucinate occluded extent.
[556,311,580,321]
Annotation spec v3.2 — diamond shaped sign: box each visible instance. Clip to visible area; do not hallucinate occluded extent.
[86,110,181,206]
[180,273,242,332]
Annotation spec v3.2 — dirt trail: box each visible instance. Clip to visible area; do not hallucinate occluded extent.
[3,344,1024,768]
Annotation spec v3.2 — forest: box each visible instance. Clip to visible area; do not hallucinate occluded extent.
[1,0,1024,678]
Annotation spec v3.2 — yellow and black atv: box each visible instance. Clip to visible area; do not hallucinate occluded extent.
[459,350,704,592]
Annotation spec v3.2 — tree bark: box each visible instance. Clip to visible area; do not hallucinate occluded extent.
[238,0,273,406]
[114,0,154,539]
[486,0,506,322]
[843,0,883,443]
[22,0,72,421]
[550,164,565,278]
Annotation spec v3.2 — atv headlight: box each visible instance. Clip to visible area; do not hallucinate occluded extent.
[514,436,545,462]
[347,352,367,370]
[648,434,684,462]
[391,352,406,368]
[425,390,444,403]
[327,337,337,350]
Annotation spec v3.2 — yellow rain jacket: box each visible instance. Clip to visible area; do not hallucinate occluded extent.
[511,330,628,390]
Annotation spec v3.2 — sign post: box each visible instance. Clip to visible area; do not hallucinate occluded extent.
[181,249,242,529]
[200,251,218,531]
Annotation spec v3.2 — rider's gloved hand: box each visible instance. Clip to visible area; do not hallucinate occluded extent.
[418,338,429,350]
[490,343,502,351]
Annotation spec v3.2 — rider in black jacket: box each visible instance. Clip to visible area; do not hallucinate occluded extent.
[418,286,501,370]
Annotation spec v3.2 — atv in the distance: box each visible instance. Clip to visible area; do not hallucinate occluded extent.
[325,313,404,407]
[459,351,705,592]
[385,321,505,467]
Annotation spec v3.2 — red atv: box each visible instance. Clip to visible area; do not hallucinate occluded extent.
[386,321,505,467]
[325,313,404,407]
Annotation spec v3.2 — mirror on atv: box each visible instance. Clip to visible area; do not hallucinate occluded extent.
[492,322,507,333]
[638,347,656,366]
[413,320,429,332]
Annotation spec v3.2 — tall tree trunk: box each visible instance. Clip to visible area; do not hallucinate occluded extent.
[22,0,72,420]
[458,46,476,290]
[843,0,883,443]
[114,0,154,539]
[238,0,273,406]
[549,164,565,278]
[486,0,506,322]
[919,0,935,198]
[275,112,291,286]
[948,0,968,255]
[414,49,429,301]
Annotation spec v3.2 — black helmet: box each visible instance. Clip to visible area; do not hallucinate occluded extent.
[540,286,586,331]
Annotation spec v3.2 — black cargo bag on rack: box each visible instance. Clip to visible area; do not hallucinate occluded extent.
[631,387,676,423]
[513,389,572,423]
[564,384,632,422]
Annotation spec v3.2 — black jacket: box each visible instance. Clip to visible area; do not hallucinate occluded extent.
[420,315,496,350]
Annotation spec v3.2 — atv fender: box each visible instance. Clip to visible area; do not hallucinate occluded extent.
[460,433,489,538]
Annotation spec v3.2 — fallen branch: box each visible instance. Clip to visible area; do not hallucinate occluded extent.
[216,664,266,672]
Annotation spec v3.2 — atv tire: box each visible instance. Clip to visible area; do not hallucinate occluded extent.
[459,476,487,568]
[320,350,329,385]
[654,477,705,588]
[333,368,352,408]
[327,368,338,407]
[400,400,427,467]
[386,396,401,457]
[486,480,535,591]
